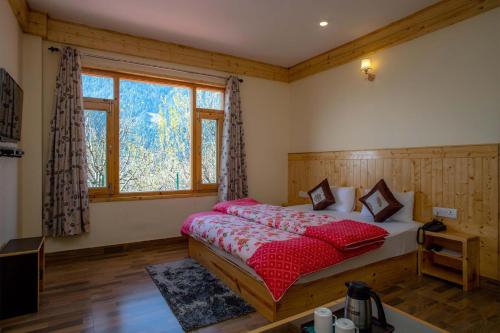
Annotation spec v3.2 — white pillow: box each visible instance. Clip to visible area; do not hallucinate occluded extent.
[326,187,355,212]
[361,191,414,222]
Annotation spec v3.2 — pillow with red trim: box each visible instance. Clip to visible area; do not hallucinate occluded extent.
[359,179,403,222]
[308,178,335,210]
[213,198,260,214]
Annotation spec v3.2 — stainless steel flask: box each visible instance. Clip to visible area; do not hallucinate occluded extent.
[344,281,387,331]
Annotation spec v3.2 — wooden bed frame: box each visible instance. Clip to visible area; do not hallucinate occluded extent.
[189,237,417,321]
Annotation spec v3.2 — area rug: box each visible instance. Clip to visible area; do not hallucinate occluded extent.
[146,258,255,332]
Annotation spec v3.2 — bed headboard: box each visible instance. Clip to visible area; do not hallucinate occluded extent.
[288,144,499,280]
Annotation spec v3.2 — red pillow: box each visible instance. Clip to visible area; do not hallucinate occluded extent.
[308,179,335,210]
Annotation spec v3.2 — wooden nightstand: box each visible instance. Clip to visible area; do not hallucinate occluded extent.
[418,230,479,291]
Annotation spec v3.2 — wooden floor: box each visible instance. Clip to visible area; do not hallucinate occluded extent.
[0,240,499,333]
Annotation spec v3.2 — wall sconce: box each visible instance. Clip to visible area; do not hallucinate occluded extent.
[360,58,375,81]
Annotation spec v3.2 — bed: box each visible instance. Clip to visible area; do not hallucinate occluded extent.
[186,204,420,321]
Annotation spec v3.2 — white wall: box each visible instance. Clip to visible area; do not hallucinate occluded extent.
[20,34,43,238]
[19,8,499,252]
[35,43,290,252]
[289,8,500,153]
[0,0,23,247]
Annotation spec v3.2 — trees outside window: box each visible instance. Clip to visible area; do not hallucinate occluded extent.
[82,70,224,200]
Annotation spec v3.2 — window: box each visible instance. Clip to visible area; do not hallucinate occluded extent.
[82,69,224,201]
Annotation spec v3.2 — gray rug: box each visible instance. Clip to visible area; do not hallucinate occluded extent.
[146,258,255,332]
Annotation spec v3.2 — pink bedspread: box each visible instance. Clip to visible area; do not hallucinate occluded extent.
[181,211,382,301]
[214,201,389,251]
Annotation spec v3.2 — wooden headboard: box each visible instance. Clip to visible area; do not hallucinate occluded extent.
[288,144,499,280]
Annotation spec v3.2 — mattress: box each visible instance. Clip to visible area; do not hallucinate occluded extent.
[206,205,421,284]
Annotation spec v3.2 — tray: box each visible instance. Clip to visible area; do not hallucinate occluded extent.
[300,308,395,333]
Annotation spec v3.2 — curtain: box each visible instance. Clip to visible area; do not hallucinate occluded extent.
[43,47,90,237]
[218,76,248,201]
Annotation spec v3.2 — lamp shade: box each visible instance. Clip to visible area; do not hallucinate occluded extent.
[360,58,372,71]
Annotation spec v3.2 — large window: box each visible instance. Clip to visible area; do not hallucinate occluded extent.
[82,69,224,200]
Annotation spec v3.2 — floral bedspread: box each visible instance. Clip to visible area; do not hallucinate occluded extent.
[217,202,389,251]
[181,211,384,301]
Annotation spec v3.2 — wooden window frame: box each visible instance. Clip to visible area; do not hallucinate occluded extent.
[82,68,225,202]
[195,110,224,191]
[83,98,115,195]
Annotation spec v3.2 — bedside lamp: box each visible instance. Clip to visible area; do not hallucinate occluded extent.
[360,58,375,81]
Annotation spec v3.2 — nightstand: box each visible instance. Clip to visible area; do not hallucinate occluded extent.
[0,237,45,319]
[418,230,479,291]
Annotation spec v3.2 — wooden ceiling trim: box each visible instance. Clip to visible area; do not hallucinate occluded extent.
[44,19,289,82]
[8,0,500,82]
[7,0,30,31]
[288,0,500,81]
[26,11,48,38]
[7,0,288,82]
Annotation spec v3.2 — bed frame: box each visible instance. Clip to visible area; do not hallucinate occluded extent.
[188,237,417,321]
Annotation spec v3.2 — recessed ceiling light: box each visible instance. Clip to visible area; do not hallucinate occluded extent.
[319,21,328,27]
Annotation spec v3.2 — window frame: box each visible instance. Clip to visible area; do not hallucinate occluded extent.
[82,68,224,202]
[82,98,114,195]
[195,109,224,191]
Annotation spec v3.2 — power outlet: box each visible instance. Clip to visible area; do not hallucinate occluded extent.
[433,207,458,219]
[298,191,309,198]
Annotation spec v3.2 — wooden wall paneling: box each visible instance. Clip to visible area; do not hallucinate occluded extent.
[455,158,468,232]
[288,144,499,280]
[384,159,393,189]
[367,159,376,186]
[418,159,433,222]
[432,158,444,208]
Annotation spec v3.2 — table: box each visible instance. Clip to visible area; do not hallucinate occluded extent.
[418,230,479,291]
[0,237,45,320]
[250,297,448,333]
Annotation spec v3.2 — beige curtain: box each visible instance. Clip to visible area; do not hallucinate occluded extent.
[218,76,248,201]
[43,47,90,237]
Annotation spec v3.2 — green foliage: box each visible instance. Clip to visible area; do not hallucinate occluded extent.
[83,75,222,192]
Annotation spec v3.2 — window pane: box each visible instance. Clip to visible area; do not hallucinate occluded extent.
[84,110,107,188]
[119,80,192,192]
[196,89,223,110]
[201,119,217,184]
[82,74,114,99]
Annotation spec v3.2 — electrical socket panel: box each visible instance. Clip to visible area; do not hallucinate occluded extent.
[433,207,458,219]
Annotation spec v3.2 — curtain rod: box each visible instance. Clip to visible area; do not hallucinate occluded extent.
[47,46,243,83]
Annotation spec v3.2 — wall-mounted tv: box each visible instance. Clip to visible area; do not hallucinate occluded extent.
[0,68,23,142]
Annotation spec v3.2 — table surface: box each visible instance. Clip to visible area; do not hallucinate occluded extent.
[0,236,44,257]
[249,297,448,333]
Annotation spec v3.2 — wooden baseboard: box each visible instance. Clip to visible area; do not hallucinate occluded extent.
[46,236,187,263]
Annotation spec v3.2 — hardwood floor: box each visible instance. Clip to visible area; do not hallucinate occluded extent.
[0,240,499,333]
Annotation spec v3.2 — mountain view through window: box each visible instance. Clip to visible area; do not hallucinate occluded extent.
[82,72,223,197]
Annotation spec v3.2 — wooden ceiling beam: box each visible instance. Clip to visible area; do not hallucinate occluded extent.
[7,0,30,31]
[288,0,500,81]
[7,0,288,82]
[7,0,500,82]
[44,19,289,82]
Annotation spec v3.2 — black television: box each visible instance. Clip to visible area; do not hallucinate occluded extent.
[0,68,23,142]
